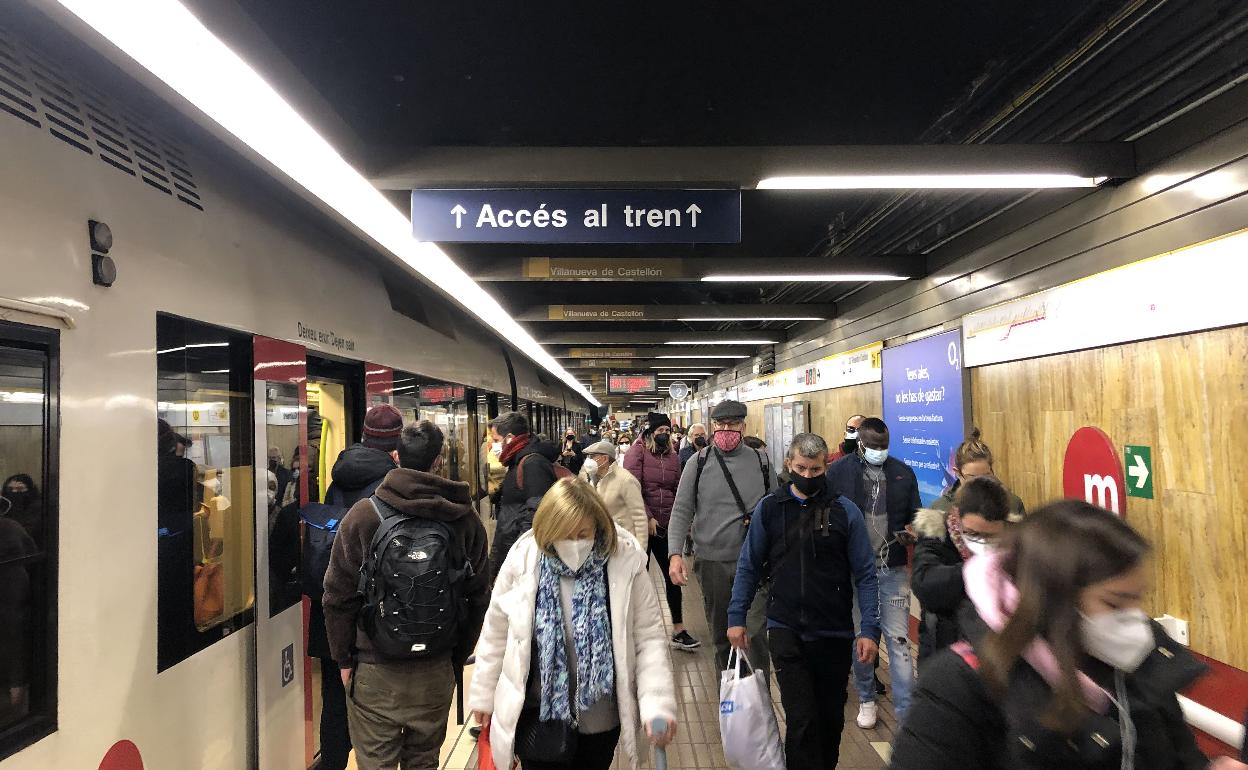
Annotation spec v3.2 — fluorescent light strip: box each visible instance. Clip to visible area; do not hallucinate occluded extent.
[701,274,905,283]
[58,0,600,408]
[657,355,749,359]
[677,317,825,322]
[662,339,778,344]
[756,174,1103,189]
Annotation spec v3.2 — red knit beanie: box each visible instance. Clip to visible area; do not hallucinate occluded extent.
[362,404,403,451]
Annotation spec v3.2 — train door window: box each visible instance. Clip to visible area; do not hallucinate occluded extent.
[0,322,58,758]
[263,383,301,617]
[392,373,469,485]
[156,314,255,672]
[305,356,363,503]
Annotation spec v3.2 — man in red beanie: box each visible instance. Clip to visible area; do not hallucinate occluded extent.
[306,403,404,770]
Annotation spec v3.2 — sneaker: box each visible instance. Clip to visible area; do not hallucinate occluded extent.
[856,701,878,729]
[670,630,702,651]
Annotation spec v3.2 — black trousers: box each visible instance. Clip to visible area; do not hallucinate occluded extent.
[768,629,854,770]
[317,657,352,770]
[647,527,683,625]
[521,726,620,770]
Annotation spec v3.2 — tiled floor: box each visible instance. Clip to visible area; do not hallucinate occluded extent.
[413,557,901,770]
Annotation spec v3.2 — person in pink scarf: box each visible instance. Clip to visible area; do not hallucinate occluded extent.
[891,500,1244,770]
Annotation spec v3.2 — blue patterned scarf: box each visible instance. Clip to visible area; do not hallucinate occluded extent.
[534,536,615,722]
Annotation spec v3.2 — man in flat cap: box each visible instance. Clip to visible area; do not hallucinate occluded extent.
[667,399,776,681]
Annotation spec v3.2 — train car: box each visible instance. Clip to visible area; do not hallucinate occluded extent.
[0,10,590,769]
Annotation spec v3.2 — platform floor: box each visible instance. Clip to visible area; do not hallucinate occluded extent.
[344,556,901,769]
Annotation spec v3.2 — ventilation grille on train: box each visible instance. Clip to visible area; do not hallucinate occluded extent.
[0,24,203,212]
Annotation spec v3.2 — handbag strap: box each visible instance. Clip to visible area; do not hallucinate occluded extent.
[712,448,751,520]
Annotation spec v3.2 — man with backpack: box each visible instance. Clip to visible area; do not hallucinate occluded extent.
[301,403,402,770]
[488,410,564,579]
[322,420,490,770]
[666,399,775,682]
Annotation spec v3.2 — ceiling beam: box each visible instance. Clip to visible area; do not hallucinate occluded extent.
[517,304,835,321]
[472,255,922,282]
[371,144,1135,188]
[539,330,787,344]
[551,347,754,359]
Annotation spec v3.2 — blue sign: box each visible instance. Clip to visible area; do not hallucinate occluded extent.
[881,330,967,506]
[410,189,741,243]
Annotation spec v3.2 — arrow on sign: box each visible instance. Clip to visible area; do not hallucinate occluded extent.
[451,204,467,228]
[686,203,701,227]
[1128,453,1149,489]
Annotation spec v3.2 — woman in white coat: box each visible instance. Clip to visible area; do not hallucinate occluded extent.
[579,439,649,546]
[469,477,677,770]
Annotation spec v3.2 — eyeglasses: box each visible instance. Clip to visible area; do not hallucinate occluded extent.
[961,530,999,545]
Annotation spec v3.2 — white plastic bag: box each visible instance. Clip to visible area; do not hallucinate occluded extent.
[719,648,785,770]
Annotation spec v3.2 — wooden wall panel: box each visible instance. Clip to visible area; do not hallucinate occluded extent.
[971,324,1248,668]
[743,383,883,452]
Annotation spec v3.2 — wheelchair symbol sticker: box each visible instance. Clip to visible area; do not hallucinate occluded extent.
[281,644,295,687]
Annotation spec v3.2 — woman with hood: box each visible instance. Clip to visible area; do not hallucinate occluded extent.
[1,474,41,543]
[469,478,677,770]
[624,412,700,651]
[912,475,1015,657]
[891,500,1243,770]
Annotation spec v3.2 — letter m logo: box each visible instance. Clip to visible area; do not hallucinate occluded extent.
[1084,474,1120,514]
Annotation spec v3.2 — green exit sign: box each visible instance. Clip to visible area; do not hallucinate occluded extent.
[1124,445,1153,499]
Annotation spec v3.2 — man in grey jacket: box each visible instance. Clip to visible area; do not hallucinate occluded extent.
[667,399,774,680]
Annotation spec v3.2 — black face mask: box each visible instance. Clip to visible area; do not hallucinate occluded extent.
[654,433,671,448]
[693,435,708,448]
[841,438,858,455]
[791,473,826,497]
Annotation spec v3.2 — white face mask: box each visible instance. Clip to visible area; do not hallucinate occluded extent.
[1080,608,1154,672]
[553,538,595,572]
[582,457,599,476]
[863,447,888,465]
[845,429,859,440]
[491,441,502,454]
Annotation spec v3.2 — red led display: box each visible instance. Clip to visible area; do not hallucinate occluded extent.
[419,384,465,403]
[607,372,657,395]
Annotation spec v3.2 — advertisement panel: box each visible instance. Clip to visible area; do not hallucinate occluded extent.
[737,342,882,402]
[881,330,967,506]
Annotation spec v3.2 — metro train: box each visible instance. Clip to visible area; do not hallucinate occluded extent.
[0,13,590,769]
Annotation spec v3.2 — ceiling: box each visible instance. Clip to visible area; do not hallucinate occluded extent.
[224,0,1248,410]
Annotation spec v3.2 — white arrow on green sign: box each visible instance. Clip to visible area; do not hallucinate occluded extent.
[1124,445,1153,499]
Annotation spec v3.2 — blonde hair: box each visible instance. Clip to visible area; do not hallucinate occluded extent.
[954,427,994,471]
[531,477,619,556]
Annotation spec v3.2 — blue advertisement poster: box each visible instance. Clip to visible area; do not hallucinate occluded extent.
[881,329,967,506]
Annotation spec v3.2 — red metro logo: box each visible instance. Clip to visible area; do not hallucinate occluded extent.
[1063,426,1126,517]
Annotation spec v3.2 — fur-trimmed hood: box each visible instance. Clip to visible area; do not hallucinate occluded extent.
[913,507,951,539]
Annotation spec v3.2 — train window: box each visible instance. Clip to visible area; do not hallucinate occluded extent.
[156,314,255,672]
[392,373,472,492]
[0,323,58,757]
[264,383,301,617]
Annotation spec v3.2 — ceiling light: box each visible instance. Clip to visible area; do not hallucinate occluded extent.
[700,274,905,283]
[661,339,778,344]
[57,0,600,409]
[756,174,1104,189]
[677,317,825,322]
[657,355,749,359]
[650,368,715,372]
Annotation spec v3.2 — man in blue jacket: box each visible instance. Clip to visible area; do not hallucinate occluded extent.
[728,433,880,769]
[825,416,921,728]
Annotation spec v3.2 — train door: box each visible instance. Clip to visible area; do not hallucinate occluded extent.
[302,355,364,761]
[251,337,311,770]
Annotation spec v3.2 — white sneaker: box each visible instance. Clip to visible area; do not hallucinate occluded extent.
[856,701,878,729]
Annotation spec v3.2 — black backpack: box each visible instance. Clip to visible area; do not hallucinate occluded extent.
[299,482,380,600]
[357,495,472,659]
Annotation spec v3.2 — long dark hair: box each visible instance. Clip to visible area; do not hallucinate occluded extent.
[979,500,1150,732]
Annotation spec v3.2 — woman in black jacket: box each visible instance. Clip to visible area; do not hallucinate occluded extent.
[912,476,1013,656]
[891,500,1243,770]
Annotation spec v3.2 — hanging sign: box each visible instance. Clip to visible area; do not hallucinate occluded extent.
[411,189,741,243]
[607,372,657,395]
[668,381,690,400]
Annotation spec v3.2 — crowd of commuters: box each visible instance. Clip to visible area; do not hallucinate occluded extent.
[296,402,1244,770]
